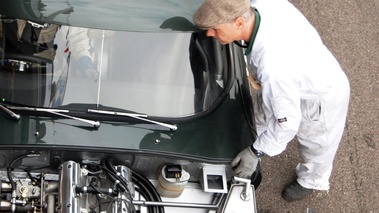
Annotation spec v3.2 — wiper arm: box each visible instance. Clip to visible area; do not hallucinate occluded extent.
[8,106,100,128]
[87,109,177,131]
[0,105,20,120]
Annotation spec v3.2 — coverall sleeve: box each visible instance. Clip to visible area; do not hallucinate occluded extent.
[62,26,92,61]
[252,62,302,156]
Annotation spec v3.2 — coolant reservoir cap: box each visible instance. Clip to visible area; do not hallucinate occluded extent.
[163,167,190,182]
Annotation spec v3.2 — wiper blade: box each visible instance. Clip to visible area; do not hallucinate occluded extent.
[87,109,177,131]
[8,106,100,128]
[0,104,20,120]
[8,106,69,113]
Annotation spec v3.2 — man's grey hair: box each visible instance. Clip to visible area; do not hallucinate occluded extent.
[241,7,254,22]
[226,7,254,25]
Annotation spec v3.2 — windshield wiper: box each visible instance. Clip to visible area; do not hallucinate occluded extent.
[8,106,100,128]
[0,105,20,120]
[87,109,177,131]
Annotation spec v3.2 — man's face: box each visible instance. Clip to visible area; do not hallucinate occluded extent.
[206,22,239,45]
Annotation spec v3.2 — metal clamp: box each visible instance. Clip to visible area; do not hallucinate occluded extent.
[233,177,251,201]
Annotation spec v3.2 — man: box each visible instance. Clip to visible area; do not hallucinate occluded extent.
[193,0,350,202]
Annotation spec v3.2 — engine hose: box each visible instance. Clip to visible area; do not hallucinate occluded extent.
[131,172,164,213]
[106,160,133,193]
[102,160,164,213]
[132,171,162,203]
[108,161,131,190]
[100,161,137,212]
[100,160,128,192]
[7,154,30,191]
[133,182,156,213]
[6,167,16,191]
[101,160,120,182]
[102,160,157,213]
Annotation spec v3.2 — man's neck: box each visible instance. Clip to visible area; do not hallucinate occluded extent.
[241,16,256,43]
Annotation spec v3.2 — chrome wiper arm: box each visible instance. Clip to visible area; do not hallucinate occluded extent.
[8,106,69,113]
[0,105,20,120]
[87,109,177,131]
[87,109,148,118]
[8,106,100,128]
[47,111,101,128]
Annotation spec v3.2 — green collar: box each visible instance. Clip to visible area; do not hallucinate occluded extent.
[244,9,261,55]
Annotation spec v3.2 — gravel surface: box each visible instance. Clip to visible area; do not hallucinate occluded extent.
[254,0,379,212]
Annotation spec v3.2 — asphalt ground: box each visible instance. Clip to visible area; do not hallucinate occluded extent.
[253,0,379,212]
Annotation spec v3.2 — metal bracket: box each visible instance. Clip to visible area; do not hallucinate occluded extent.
[221,176,257,213]
[234,177,251,201]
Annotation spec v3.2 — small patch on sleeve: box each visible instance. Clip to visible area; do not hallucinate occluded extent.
[278,117,287,123]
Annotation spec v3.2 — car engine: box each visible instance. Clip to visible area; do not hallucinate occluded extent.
[0,158,163,213]
[0,149,259,213]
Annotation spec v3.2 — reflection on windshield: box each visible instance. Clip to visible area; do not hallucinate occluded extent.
[0,18,228,118]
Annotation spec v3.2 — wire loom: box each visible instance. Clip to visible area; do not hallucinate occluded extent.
[100,160,165,213]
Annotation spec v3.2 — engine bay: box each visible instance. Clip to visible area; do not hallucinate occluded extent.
[0,149,248,213]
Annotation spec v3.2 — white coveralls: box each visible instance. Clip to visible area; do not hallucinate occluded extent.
[248,0,350,190]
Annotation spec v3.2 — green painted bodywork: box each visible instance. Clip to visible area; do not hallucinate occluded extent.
[0,78,255,161]
[0,0,257,162]
[0,0,205,32]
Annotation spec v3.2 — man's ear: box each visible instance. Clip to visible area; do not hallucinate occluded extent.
[234,17,245,29]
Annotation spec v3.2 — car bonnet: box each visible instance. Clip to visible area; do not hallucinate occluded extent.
[0,0,205,32]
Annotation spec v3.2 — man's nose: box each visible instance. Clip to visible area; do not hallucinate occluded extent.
[206,29,215,37]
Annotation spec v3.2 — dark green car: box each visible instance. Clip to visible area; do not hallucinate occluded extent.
[0,0,261,212]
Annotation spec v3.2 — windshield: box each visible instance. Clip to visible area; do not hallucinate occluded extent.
[0,18,229,118]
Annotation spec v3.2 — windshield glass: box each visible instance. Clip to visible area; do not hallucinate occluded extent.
[0,18,229,118]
